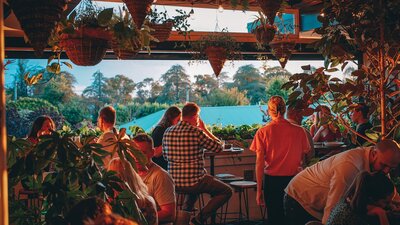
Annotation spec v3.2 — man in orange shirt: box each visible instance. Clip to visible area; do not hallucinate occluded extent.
[250,96,312,225]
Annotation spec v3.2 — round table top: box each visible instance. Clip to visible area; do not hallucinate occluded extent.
[229,180,257,187]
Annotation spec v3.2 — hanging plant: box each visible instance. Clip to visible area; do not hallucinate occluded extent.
[256,0,283,25]
[269,14,296,68]
[270,40,296,68]
[110,7,155,59]
[122,0,153,29]
[50,0,113,66]
[191,29,241,77]
[251,11,277,45]
[146,7,193,42]
[8,0,68,56]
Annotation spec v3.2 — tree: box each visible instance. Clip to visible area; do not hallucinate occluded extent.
[194,74,219,98]
[136,78,154,103]
[217,72,230,88]
[158,65,191,104]
[60,97,91,126]
[34,71,77,106]
[265,77,291,101]
[104,74,135,104]
[82,70,109,102]
[201,88,249,106]
[232,65,266,104]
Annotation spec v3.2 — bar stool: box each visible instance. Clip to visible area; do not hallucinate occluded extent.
[175,191,206,224]
[215,173,244,224]
[229,181,257,222]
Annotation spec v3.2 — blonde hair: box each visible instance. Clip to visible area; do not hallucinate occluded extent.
[108,157,149,207]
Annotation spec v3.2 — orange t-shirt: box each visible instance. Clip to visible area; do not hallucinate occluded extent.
[250,118,311,176]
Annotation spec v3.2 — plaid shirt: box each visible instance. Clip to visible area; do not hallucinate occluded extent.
[162,121,222,187]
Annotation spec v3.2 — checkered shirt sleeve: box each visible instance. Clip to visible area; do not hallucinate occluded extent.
[162,121,222,187]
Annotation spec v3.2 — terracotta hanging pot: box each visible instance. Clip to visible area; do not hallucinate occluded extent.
[123,0,153,29]
[60,27,111,66]
[256,0,283,25]
[254,24,276,45]
[8,0,68,56]
[149,22,174,42]
[111,37,142,60]
[269,40,296,68]
[205,46,227,77]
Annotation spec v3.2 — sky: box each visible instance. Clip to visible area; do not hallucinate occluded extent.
[3,1,355,95]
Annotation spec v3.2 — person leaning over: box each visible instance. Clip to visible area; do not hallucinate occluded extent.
[163,102,233,225]
[133,134,176,225]
[284,139,400,225]
[250,96,312,225]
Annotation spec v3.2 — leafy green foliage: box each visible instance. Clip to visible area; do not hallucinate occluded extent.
[201,88,250,106]
[210,124,262,140]
[8,128,147,224]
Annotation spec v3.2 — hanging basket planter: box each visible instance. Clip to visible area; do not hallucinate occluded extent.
[8,0,68,56]
[123,0,153,29]
[254,24,276,45]
[256,0,283,25]
[205,46,227,77]
[60,27,111,66]
[111,37,142,60]
[270,40,296,68]
[149,22,174,42]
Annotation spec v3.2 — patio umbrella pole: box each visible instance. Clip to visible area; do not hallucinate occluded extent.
[0,0,9,224]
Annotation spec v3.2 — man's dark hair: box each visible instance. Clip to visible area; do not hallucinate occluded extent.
[66,197,111,225]
[182,102,200,118]
[99,106,116,124]
[355,103,369,119]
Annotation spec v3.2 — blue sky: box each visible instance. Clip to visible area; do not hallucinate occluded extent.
[4,2,355,95]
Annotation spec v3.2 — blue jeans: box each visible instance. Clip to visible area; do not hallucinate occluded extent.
[176,174,233,223]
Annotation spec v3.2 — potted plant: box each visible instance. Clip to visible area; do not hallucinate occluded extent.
[146,7,192,42]
[191,29,241,77]
[8,0,68,56]
[53,0,113,66]
[256,0,283,25]
[269,16,296,68]
[251,11,277,45]
[110,8,145,60]
[122,0,153,29]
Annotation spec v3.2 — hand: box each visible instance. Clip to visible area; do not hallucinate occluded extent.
[256,190,265,206]
[367,205,387,217]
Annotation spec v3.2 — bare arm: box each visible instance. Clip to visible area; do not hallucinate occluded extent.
[154,146,163,157]
[158,203,176,223]
[198,119,221,141]
[255,148,265,206]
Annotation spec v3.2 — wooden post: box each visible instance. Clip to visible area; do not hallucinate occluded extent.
[0,0,9,224]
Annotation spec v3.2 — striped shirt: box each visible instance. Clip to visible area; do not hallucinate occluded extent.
[163,121,222,187]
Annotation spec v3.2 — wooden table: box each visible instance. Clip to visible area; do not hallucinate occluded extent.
[204,147,244,176]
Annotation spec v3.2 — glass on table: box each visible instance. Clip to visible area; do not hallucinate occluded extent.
[222,140,232,150]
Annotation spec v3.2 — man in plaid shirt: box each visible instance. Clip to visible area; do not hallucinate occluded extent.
[163,102,233,225]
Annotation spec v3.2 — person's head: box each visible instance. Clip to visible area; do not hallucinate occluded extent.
[286,107,303,125]
[158,106,181,128]
[66,197,112,225]
[351,103,369,124]
[28,115,56,140]
[370,139,400,174]
[316,105,331,119]
[182,102,200,126]
[267,96,286,119]
[85,213,138,225]
[98,106,116,131]
[346,171,394,214]
[132,134,154,169]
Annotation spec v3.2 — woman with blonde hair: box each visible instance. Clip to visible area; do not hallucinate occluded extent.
[109,157,158,225]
